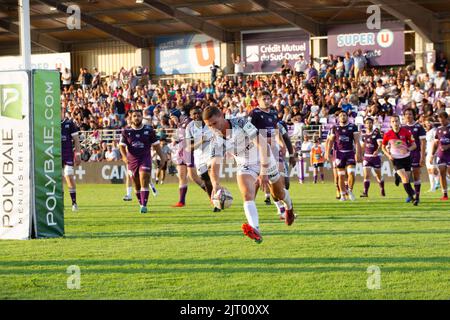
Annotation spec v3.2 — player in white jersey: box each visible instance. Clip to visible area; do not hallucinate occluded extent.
[424,117,440,192]
[185,107,220,212]
[203,106,296,244]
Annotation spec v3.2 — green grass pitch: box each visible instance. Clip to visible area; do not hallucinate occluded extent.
[1,181,449,299]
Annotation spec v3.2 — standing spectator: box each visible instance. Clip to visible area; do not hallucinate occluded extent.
[434,52,448,76]
[352,49,367,82]
[61,68,72,89]
[343,51,354,78]
[82,68,93,91]
[114,94,126,123]
[210,61,221,88]
[281,59,294,77]
[92,67,101,89]
[231,53,245,82]
[336,56,344,79]
[294,55,308,77]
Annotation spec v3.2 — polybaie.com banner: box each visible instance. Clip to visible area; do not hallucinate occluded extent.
[32,70,63,238]
[0,71,31,240]
[0,70,63,240]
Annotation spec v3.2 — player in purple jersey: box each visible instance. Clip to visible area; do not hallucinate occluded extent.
[431,112,450,200]
[249,91,295,220]
[61,107,81,212]
[402,108,426,203]
[360,117,385,197]
[171,107,207,207]
[119,110,167,213]
[325,111,362,201]
[278,119,297,190]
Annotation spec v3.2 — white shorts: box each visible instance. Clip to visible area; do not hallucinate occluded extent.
[426,156,437,170]
[64,165,74,177]
[237,153,280,184]
[194,151,210,175]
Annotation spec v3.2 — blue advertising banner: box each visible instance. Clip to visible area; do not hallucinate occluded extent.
[327,21,405,66]
[242,30,310,74]
[155,34,220,75]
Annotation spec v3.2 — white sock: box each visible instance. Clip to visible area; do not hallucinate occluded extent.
[281,189,293,210]
[243,201,259,230]
[265,192,270,199]
[274,201,285,215]
[127,187,132,197]
[428,174,434,189]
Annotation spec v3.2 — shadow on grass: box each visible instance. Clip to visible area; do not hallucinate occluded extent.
[1,256,449,275]
[57,229,450,239]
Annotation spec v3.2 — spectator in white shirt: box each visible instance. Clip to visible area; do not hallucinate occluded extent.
[294,55,309,77]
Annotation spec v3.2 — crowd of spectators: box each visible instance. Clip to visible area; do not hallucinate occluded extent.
[60,49,450,163]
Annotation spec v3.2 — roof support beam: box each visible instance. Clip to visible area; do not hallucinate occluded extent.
[250,0,324,36]
[368,0,439,43]
[0,18,63,52]
[36,0,148,48]
[140,0,234,42]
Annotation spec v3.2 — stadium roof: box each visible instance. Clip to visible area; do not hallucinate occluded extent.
[0,0,449,53]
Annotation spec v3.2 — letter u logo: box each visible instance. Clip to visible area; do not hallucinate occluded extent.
[195,40,215,67]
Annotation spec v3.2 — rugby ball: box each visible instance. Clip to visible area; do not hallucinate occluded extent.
[212,188,233,209]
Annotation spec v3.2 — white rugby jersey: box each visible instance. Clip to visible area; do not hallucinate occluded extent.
[209,117,261,166]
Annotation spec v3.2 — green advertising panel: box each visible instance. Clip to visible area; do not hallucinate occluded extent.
[32,70,64,238]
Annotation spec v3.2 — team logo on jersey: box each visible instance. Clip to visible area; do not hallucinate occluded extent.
[136,134,140,138]
[144,130,149,135]
[65,125,70,129]
[372,135,376,139]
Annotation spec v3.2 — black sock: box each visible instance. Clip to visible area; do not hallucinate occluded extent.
[403,183,415,199]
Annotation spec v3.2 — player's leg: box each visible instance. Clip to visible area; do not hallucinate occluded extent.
[333,167,340,199]
[373,168,385,196]
[337,168,347,201]
[139,169,151,213]
[319,164,325,182]
[123,172,132,201]
[268,175,295,226]
[172,164,188,207]
[272,161,287,216]
[361,166,370,197]
[397,168,416,202]
[412,166,422,203]
[438,165,448,200]
[313,164,318,184]
[237,173,262,243]
[346,165,356,201]
[64,165,78,212]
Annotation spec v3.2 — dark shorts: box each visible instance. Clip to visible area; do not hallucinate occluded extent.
[363,156,381,169]
[410,150,421,168]
[156,160,167,171]
[333,150,356,169]
[393,156,412,172]
[62,154,74,167]
[128,157,152,178]
[436,152,450,166]
[313,163,324,168]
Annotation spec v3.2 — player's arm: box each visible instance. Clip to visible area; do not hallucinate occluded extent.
[152,143,167,169]
[381,134,393,161]
[407,132,417,152]
[354,131,362,162]
[325,132,335,161]
[419,134,426,166]
[72,133,81,166]
[280,125,297,167]
[375,140,382,156]
[119,132,128,165]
